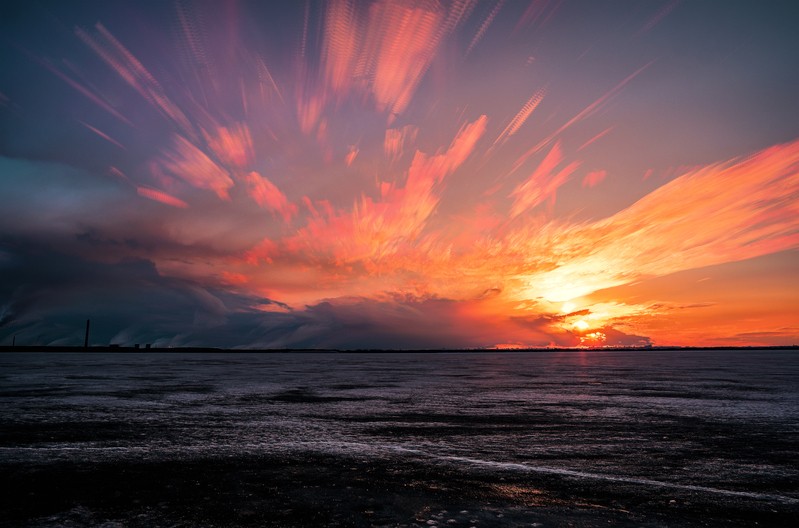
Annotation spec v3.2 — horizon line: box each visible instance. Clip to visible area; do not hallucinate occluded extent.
[1,344,797,354]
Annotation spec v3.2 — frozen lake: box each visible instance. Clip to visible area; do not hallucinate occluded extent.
[1,349,798,526]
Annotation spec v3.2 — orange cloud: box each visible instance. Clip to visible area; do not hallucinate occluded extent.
[286,115,488,264]
[521,139,799,302]
[235,138,799,338]
[207,135,797,348]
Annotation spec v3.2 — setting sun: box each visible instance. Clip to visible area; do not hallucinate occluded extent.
[574,320,591,332]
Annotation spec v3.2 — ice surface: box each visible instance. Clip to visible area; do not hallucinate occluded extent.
[1,349,798,503]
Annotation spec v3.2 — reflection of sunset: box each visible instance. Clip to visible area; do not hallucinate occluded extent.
[1,1,797,348]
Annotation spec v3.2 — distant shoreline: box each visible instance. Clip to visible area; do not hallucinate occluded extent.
[1,344,797,353]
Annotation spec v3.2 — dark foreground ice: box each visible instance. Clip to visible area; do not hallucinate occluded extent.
[1,349,797,527]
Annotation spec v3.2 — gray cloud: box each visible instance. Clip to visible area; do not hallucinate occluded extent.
[0,235,285,347]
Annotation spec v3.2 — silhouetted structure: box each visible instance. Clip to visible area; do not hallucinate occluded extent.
[84,319,91,349]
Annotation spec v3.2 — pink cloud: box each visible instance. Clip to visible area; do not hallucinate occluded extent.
[493,87,546,147]
[345,146,359,166]
[384,125,418,163]
[321,0,361,95]
[203,124,254,170]
[242,171,297,222]
[76,24,193,135]
[136,186,189,208]
[510,142,581,216]
[159,135,234,200]
[314,0,472,121]
[582,169,607,188]
[578,127,614,151]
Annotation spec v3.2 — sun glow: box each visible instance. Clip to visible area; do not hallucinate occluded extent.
[561,301,577,314]
[574,320,590,331]
[580,331,608,347]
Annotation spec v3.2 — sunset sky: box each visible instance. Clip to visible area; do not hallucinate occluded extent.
[1,0,797,349]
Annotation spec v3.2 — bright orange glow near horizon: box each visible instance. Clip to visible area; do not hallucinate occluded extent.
[1,1,797,348]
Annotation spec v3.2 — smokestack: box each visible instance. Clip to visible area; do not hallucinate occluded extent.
[84,319,91,349]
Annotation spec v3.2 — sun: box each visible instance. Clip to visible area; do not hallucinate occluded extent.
[574,319,590,331]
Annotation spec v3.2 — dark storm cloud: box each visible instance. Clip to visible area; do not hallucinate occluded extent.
[190,297,492,351]
[295,298,474,350]
[0,235,287,347]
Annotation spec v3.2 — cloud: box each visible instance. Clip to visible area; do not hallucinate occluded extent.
[0,227,650,349]
[384,126,418,163]
[241,171,297,221]
[233,295,583,350]
[0,156,278,270]
[582,169,607,188]
[272,114,487,267]
[76,23,193,134]
[137,186,189,208]
[720,329,799,346]
[3,1,798,348]
[521,139,799,302]
[203,124,254,170]
[493,87,546,147]
[0,157,127,236]
[510,142,581,216]
[0,236,285,347]
[319,0,471,121]
[158,134,234,200]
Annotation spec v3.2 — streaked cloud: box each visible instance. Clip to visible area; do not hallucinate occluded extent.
[136,187,189,209]
[1,0,797,348]
[158,134,234,200]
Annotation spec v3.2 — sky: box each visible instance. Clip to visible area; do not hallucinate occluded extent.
[0,0,797,349]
